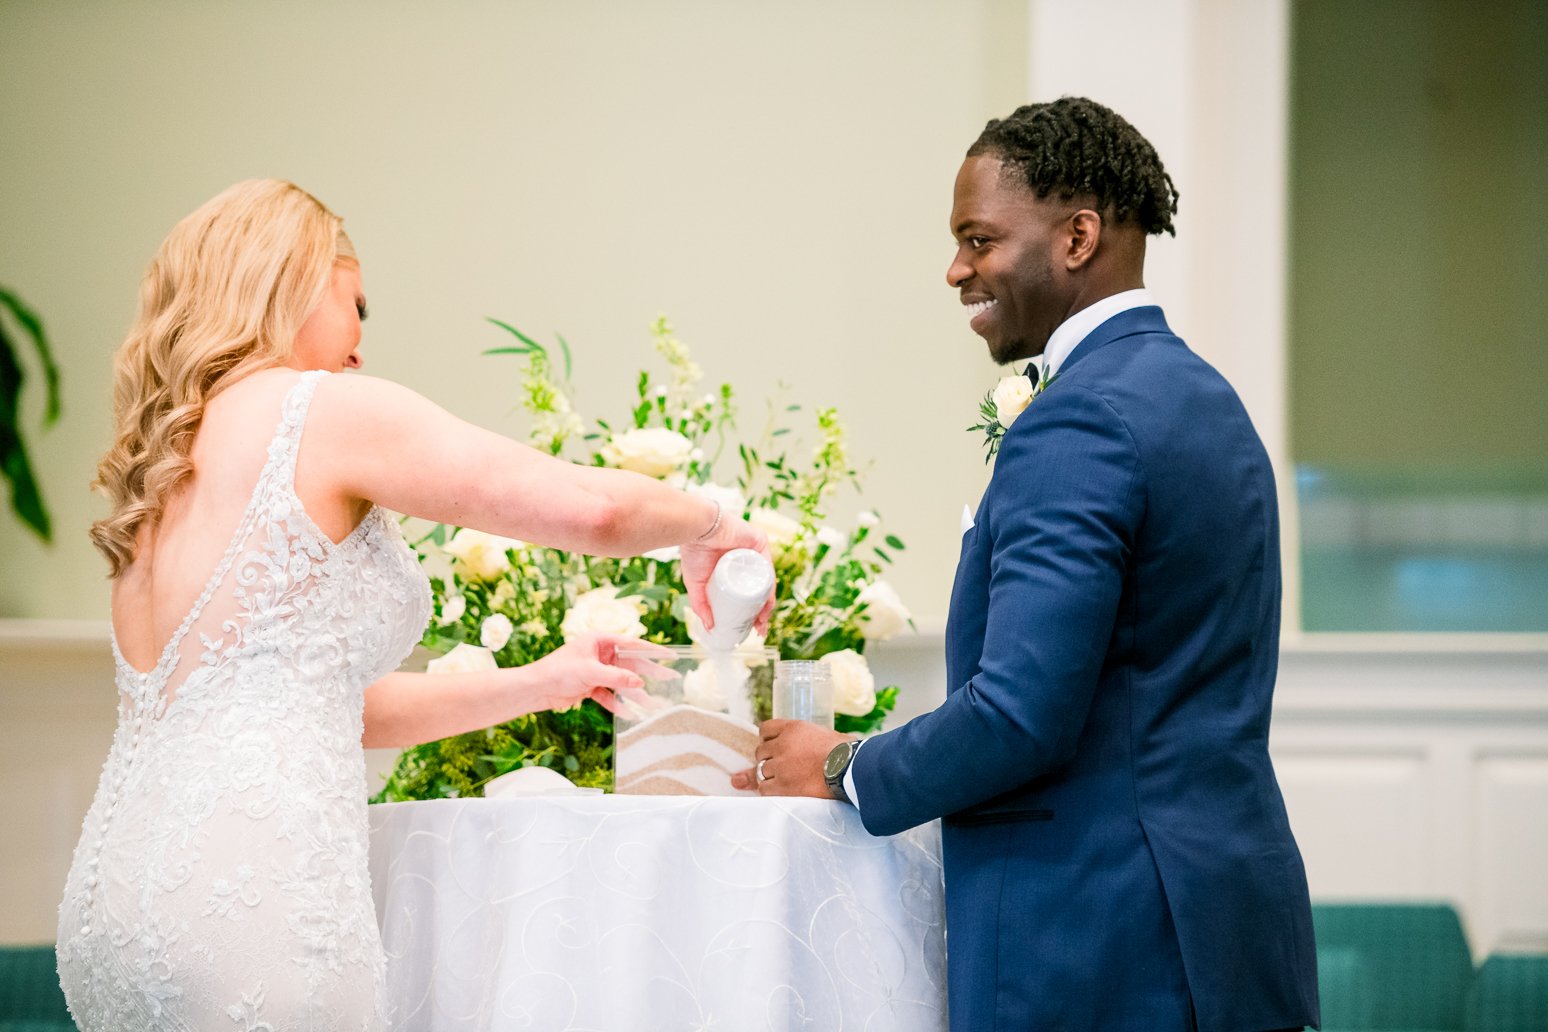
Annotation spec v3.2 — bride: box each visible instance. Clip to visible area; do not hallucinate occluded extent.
[55,179,770,1031]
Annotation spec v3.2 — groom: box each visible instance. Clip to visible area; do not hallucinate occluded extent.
[737,97,1320,1031]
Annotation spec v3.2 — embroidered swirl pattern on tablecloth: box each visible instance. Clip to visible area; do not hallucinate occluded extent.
[368,796,947,1031]
[57,371,432,1032]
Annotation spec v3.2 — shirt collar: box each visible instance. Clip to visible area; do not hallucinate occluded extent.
[1040,288,1157,378]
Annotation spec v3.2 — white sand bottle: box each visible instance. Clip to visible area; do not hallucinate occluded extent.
[703,548,775,725]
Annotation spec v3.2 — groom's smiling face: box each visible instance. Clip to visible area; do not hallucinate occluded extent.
[947,155,1070,365]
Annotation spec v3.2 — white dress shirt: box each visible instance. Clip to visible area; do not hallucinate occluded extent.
[839,289,1160,812]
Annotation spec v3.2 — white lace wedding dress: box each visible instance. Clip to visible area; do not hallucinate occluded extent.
[57,371,431,1031]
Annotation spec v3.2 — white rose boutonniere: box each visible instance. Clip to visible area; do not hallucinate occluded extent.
[971,363,1057,461]
[602,427,694,478]
[856,579,911,641]
[427,643,499,675]
[822,648,877,717]
[561,586,649,641]
[445,528,525,581]
[992,375,1035,427]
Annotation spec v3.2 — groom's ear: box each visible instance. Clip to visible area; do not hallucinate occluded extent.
[1064,209,1102,271]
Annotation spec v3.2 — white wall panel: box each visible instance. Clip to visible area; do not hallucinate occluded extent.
[1273,750,1431,896]
[1472,753,1548,953]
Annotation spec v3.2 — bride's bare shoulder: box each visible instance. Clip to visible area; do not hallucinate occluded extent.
[198,368,422,435]
[306,373,440,437]
[202,367,306,428]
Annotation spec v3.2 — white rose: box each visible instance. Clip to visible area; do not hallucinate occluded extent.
[602,427,694,478]
[747,507,803,550]
[444,528,525,582]
[856,510,880,529]
[816,525,844,548]
[561,586,648,642]
[426,643,499,675]
[480,613,514,651]
[642,545,681,563]
[992,374,1035,428]
[688,481,747,518]
[857,579,911,641]
[682,657,750,713]
[438,594,466,625]
[822,649,877,717]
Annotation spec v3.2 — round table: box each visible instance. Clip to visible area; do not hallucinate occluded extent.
[368,796,947,1031]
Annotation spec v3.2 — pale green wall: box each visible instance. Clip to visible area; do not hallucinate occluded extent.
[1290,0,1548,476]
[0,1,1030,622]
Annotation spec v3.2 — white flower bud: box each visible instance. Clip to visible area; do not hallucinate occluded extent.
[480,613,514,651]
[438,594,467,624]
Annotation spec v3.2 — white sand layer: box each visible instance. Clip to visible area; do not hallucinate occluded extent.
[616,705,759,797]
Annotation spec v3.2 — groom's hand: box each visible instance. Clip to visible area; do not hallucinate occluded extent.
[731,719,846,798]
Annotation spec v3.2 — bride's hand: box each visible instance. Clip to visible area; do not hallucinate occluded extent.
[526,634,672,714]
[679,515,775,636]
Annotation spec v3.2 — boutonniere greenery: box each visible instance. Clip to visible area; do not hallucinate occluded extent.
[969,363,1056,462]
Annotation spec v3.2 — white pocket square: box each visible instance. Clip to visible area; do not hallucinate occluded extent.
[961,503,976,535]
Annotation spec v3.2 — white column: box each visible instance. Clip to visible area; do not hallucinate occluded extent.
[1025,0,1300,632]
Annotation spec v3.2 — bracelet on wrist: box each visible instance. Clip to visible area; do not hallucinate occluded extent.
[694,500,722,542]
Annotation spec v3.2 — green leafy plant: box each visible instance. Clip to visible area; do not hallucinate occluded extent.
[0,287,61,541]
[372,316,914,802]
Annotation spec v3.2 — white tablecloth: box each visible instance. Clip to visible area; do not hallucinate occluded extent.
[368,796,946,1031]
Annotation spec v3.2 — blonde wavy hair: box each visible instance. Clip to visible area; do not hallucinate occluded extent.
[90,178,356,576]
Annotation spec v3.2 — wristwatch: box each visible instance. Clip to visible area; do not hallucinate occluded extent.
[823,739,861,804]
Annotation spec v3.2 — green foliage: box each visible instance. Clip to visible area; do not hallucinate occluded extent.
[0,287,61,542]
[374,316,906,802]
[836,687,899,736]
[370,701,614,802]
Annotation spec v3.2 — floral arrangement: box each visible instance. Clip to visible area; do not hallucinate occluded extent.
[970,365,1056,460]
[372,317,913,801]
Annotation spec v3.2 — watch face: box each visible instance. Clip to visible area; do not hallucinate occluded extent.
[824,742,852,780]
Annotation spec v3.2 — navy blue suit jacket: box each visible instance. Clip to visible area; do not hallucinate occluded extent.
[853,307,1319,1031]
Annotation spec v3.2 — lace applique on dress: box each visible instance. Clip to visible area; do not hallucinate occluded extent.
[57,371,431,1032]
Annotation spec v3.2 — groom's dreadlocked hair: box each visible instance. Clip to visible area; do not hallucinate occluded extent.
[968,96,1180,237]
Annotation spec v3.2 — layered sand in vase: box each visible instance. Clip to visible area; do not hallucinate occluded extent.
[615,704,758,796]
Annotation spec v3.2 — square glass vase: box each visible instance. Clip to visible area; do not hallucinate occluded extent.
[613,644,777,796]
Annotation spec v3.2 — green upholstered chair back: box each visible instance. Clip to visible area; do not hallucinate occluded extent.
[1465,953,1548,1032]
[1317,944,1378,1028]
[1312,902,1474,1030]
[0,945,72,1027]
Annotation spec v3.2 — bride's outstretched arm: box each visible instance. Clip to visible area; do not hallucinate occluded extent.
[309,374,721,554]
[362,634,667,749]
[305,374,770,629]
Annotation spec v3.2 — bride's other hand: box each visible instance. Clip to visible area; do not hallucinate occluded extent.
[364,636,672,749]
[679,516,775,636]
[527,634,670,715]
